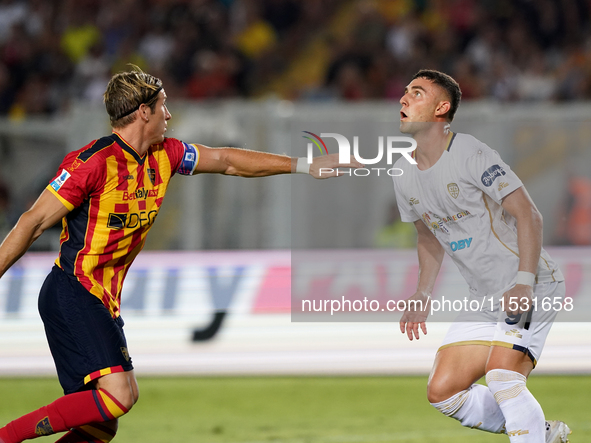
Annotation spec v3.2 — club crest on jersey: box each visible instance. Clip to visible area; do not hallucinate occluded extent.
[147,168,156,185]
[121,347,130,361]
[447,183,459,198]
[481,164,505,187]
[409,197,419,206]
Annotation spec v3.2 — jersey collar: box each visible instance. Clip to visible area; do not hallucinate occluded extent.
[112,132,147,165]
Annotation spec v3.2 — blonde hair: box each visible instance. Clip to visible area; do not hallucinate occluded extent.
[103,65,163,128]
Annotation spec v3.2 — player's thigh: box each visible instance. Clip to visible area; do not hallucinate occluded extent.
[486,281,565,377]
[427,345,490,403]
[94,370,139,411]
[486,346,534,377]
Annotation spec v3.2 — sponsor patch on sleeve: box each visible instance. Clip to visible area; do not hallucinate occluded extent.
[50,169,71,191]
[177,142,198,175]
[480,164,505,187]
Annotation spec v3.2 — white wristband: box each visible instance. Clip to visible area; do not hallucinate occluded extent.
[296,157,311,174]
[516,271,535,287]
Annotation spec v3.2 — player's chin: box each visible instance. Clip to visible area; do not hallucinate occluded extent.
[399,122,411,134]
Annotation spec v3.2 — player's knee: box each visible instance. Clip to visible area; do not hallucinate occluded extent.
[119,383,139,411]
[110,388,137,412]
[427,377,456,404]
[100,382,139,413]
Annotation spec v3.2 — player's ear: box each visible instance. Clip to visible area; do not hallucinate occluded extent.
[139,103,150,121]
[435,100,451,119]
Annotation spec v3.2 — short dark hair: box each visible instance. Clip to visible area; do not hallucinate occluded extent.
[412,69,462,121]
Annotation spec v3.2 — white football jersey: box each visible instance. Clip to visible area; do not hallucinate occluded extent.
[393,132,563,296]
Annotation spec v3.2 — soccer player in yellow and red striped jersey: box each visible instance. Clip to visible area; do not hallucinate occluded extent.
[49,132,200,320]
[0,68,361,443]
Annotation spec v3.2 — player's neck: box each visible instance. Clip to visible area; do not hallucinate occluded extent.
[113,127,151,157]
[413,123,452,170]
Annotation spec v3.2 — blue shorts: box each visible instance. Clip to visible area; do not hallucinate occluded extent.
[38,266,134,394]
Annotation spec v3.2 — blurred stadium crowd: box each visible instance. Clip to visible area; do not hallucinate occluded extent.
[0,0,590,117]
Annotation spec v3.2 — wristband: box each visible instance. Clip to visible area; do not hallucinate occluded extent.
[296,157,311,174]
[516,271,535,287]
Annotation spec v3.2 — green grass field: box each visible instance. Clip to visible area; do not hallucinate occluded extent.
[0,375,588,442]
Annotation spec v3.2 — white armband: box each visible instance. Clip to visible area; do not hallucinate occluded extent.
[516,271,535,287]
[296,157,311,174]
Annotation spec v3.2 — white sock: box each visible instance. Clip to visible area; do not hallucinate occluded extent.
[486,369,545,442]
[430,383,506,433]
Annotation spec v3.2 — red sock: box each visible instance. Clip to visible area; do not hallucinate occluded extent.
[0,390,127,443]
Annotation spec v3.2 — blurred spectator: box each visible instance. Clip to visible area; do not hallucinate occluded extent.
[186,50,236,99]
[234,2,277,59]
[555,176,591,245]
[60,4,101,63]
[0,0,589,113]
[0,0,27,44]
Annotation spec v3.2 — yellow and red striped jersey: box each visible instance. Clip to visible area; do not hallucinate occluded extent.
[46,133,199,318]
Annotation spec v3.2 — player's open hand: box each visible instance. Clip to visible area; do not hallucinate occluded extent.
[502,284,533,315]
[399,291,431,341]
[309,153,364,179]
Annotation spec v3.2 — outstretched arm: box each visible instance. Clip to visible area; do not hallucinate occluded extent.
[500,186,543,314]
[400,219,444,341]
[0,190,70,278]
[193,145,362,179]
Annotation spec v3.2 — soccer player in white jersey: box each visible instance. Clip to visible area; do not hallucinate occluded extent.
[392,69,571,443]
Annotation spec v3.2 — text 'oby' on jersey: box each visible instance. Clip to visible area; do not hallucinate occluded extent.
[46,133,199,317]
[393,132,563,296]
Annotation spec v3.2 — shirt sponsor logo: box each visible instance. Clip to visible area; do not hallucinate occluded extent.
[122,188,158,200]
[481,164,506,187]
[185,152,195,162]
[450,237,472,251]
[50,169,71,191]
[421,212,450,234]
[498,181,509,191]
[107,210,158,229]
[447,182,459,198]
[440,210,471,224]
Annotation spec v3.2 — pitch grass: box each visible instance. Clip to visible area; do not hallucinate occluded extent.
[0,376,589,442]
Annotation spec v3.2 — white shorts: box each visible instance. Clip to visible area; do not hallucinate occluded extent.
[439,281,565,366]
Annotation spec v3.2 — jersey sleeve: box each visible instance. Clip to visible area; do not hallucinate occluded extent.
[464,144,523,204]
[164,138,200,176]
[46,151,103,211]
[393,175,420,223]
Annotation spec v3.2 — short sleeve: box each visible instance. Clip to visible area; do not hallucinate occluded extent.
[164,138,200,176]
[46,152,101,211]
[393,175,420,223]
[464,146,523,204]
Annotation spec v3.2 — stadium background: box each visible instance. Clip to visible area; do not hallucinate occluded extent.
[0,0,590,442]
